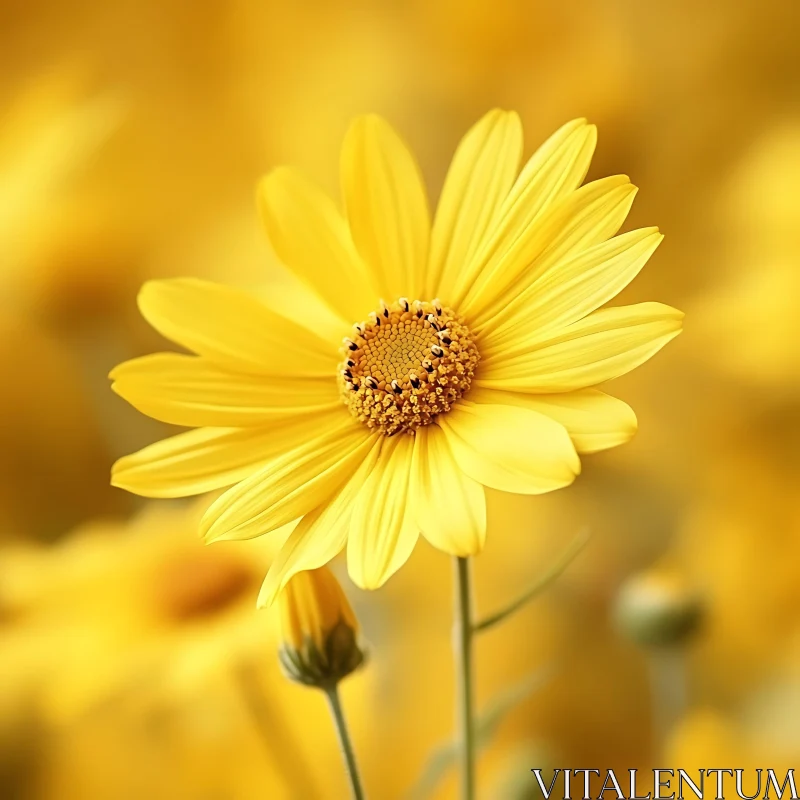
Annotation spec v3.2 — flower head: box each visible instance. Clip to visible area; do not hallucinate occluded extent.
[111,110,683,601]
[614,570,704,648]
[277,567,364,688]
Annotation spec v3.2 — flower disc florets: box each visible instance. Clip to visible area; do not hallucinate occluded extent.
[338,298,480,436]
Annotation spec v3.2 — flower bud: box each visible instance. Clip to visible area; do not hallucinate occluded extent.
[614,570,704,648]
[277,567,365,689]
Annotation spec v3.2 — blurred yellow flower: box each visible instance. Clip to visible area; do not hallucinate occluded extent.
[665,704,799,776]
[111,109,682,599]
[676,425,800,700]
[0,501,342,798]
[692,120,800,388]
[0,501,274,717]
[0,69,123,311]
[0,73,126,539]
[665,709,749,770]
[278,567,364,688]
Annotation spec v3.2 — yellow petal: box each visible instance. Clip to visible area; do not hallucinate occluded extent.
[481,228,664,358]
[111,409,347,498]
[254,275,349,346]
[347,434,418,590]
[473,176,638,331]
[457,119,596,314]
[467,386,637,454]
[477,302,684,393]
[493,119,596,230]
[258,167,378,324]
[257,438,384,607]
[427,109,523,302]
[110,353,340,427]
[138,278,338,377]
[437,401,580,495]
[201,415,374,543]
[410,425,486,556]
[340,114,430,299]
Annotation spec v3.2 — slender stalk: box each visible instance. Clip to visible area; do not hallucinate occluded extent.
[453,556,476,800]
[474,527,590,633]
[647,647,687,758]
[325,685,366,800]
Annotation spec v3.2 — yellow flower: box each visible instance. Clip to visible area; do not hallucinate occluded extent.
[278,567,364,688]
[0,501,277,718]
[691,121,800,389]
[0,502,340,798]
[111,110,682,599]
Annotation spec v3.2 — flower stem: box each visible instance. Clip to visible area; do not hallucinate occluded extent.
[325,684,366,800]
[453,556,476,800]
[647,647,687,758]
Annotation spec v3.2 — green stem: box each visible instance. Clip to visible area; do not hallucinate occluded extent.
[474,527,590,633]
[647,647,687,758]
[325,685,366,800]
[453,556,476,800]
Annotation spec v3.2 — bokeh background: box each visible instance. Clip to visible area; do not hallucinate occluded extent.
[1,0,799,797]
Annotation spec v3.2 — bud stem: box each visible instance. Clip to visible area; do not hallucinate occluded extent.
[647,646,687,757]
[325,685,366,800]
[453,556,476,800]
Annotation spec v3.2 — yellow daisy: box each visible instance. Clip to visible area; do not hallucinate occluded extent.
[111,110,682,602]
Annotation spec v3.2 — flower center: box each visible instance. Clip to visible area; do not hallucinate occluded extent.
[338,298,479,435]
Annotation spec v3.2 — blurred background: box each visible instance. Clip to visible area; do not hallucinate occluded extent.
[1,0,799,797]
